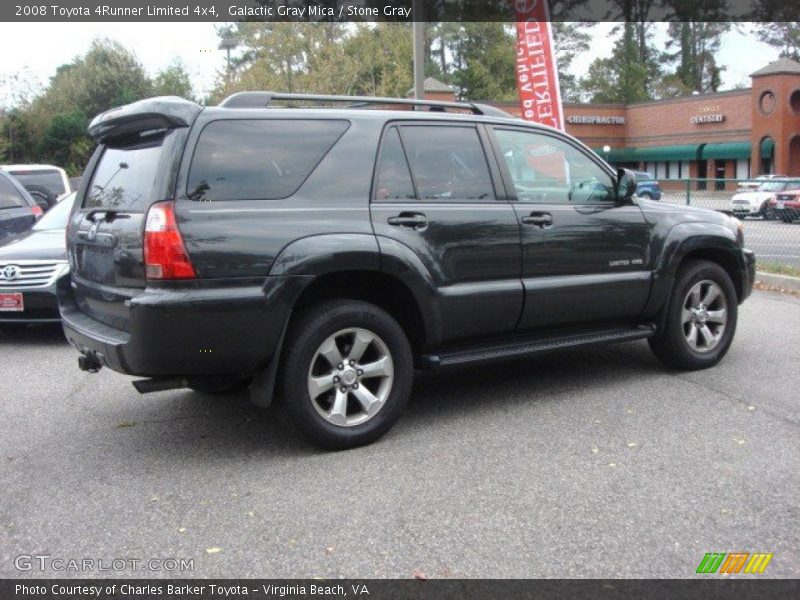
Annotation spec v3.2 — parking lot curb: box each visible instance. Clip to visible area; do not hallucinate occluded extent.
[755,271,800,292]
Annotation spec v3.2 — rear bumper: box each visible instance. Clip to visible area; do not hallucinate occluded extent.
[59,274,312,377]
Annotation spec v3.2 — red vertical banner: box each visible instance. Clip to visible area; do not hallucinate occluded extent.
[513,0,564,130]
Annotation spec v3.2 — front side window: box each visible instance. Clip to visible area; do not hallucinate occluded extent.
[187,119,349,202]
[0,175,27,209]
[399,125,495,201]
[494,128,615,204]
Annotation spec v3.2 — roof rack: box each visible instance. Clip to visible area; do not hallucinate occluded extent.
[218,92,514,119]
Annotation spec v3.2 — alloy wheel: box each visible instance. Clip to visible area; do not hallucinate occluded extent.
[681,279,728,353]
[307,328,394,427]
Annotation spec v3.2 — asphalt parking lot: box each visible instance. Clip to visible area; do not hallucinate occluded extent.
[1,290,798,579]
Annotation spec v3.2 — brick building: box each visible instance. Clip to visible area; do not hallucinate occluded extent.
[416,57,800,188]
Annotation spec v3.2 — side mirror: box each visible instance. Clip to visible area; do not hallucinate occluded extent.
[616,168,637,204]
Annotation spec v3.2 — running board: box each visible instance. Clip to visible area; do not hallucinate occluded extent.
[421,324,656,369]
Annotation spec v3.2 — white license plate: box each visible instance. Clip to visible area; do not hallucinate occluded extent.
[0,292,23,312]
[776,201,785,209]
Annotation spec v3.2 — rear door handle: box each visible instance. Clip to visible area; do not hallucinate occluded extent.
[521,212,553,228]
[387,212,428,229]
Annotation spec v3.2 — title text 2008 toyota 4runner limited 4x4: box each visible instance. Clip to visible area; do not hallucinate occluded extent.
[60,93,755,449]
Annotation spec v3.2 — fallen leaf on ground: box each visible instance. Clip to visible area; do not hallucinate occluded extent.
[206,547,222,554]
[116,420,136,428]
[412,570,427,581]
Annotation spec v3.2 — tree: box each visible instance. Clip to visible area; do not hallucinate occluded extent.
[663,22,729,94]
[754,23,800,61]
[551,22,595,102]
[660,0,731,94]
[451,23,518,101]
[35,110,91,174]
[152,60,195,100]
[580,22,651,103]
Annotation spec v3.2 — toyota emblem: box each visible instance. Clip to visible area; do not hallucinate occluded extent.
[1,265,21,281]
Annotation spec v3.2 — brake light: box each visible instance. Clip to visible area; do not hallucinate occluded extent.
[144,201,196,279]
[31,205,44,220]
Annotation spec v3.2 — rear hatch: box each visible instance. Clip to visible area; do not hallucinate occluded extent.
[66,97,202,330]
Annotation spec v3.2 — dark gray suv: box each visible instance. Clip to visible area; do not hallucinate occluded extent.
[60,93,755,449]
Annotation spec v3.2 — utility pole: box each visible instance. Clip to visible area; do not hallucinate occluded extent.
[412,0,425,100]
[218,36,238,82]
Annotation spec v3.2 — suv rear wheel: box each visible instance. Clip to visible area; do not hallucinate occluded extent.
[280,300,413,449]
[649,260,738,370]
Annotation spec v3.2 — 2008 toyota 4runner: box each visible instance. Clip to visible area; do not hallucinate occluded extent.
[60,93,755,449]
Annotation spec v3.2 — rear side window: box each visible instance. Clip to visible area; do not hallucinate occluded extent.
[84,134,166,211]
[8,169,65,196]
[187,119,349,202]
[400,125,495,201]
[0,175,27,209]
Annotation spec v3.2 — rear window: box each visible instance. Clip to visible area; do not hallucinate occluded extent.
[187,119,349,202]
[0,175,28,209]
[635,173,652,182]
[8,169,65,196]
[84,134,166,210]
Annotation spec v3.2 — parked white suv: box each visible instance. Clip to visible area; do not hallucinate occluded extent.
[729,178,800,220]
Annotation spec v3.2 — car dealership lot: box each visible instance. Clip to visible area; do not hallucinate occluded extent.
[1,290,798,579]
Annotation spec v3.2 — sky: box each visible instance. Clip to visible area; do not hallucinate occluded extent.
[0,22,781,105]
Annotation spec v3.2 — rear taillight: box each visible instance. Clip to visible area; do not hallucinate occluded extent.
[144,201,196,280]
[31,205,44,220]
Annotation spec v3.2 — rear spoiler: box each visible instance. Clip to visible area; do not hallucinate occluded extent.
[88,96,203,143]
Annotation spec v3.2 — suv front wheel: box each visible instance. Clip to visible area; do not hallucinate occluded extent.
[280,300,413,449]
[649,260,738,370]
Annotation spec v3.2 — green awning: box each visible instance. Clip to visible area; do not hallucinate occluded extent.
[761,138,774,159]
[634,144,701,161]
[701,142,751,160]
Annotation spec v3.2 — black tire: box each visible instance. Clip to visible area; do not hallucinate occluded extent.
[279,300,413,450]
[648,260,738,371]
[638,191,652,200]
[780,213,792,223]
[25,185,55,210]
[760,205,774,220]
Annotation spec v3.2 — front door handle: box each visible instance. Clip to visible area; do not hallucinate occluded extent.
[387,212,428,229]
[521,212,553,228]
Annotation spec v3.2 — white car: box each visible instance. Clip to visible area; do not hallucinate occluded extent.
[729,179,800,219]
[736,174,787,192]
[1,164,71,210]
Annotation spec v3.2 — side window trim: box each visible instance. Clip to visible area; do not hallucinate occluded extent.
[488,125,617,205]
[394,126,419,200]
[479,123,510,201]
[370,125,418,203]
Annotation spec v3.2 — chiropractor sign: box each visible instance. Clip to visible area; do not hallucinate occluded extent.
[513,0,564,130]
